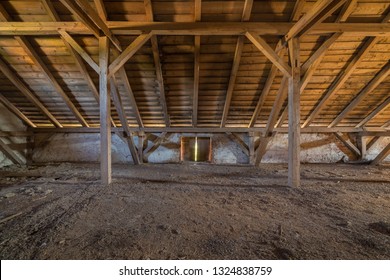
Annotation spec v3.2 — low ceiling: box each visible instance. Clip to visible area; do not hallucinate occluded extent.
[0,0,389,131]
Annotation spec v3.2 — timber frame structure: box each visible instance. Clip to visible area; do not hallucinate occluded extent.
[0,0,389,186]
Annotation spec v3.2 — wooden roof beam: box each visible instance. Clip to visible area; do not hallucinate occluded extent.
[58,30,99,73]
[284,0,347,42]
[59,0,122,51]
[93,0,108,22]
[0,95,36,128]
[15,36,89,127]
[144,0,170,127]
[356,97,390,128]
[329,62,390,127]
[1,22,390,36]
[246,32,292,77]
[108,33,152,78]
[220,0,253,127]
[0,57,61,128]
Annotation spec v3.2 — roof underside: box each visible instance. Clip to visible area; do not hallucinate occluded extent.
[0,0,389,130]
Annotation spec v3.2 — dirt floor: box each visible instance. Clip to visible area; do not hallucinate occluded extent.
[0,162,389,260]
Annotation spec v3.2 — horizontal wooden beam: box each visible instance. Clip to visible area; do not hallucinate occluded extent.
[31,126,390,134]
[0,22,389,36]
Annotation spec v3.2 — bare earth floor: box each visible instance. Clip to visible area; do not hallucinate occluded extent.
[0,163,389,260]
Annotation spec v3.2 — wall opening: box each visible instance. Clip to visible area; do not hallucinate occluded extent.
[181,137,212,162]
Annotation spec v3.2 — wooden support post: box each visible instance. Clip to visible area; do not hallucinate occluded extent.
[371,143,390,165]
[138,132,144,164]
[249,132,255,165]
[288,37,300,187]
[357,136,366,160]
[99,36,111,185]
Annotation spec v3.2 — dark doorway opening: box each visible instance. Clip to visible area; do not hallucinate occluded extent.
[181,137,212,162]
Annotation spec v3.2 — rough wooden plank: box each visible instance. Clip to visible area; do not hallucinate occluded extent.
[288,37,300,188]
[99,36,111,185]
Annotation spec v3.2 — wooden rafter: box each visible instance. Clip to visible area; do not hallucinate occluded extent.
[284,0,347,42]
[144,0,170,127]
[246,32,292,77]
[93,0,108,21]
[220,0,253,127]
[59,0,122,51]
[291,0,306,22]
[356,96,390,128]
[108,33,152,78]
[329,62,390,127]
[303,36,380,127]
[58,30,99,73]
[16,36,89,127]
[0,95,36,128]
[0,56,61,127]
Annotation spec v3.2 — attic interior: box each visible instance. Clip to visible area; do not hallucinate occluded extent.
[0,0,389,259]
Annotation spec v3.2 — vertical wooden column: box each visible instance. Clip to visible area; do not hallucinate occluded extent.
[288,37,300,187]
[138,132,145,164]
[99,36,111,185]
[357,136,366,160]
[249,132,255,165]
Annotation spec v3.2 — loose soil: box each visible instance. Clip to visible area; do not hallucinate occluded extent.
[0,163,389,259]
